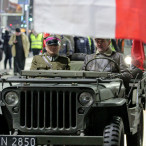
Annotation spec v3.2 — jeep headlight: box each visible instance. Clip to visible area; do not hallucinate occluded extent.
[5,92,18,105]
[79,92,93,106]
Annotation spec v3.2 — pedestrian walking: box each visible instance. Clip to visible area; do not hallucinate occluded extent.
[2,30,12,70]
[9,28,30,75]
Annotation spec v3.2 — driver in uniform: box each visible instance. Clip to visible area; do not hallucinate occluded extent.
[30,36,70,70]
[82,38,132,89]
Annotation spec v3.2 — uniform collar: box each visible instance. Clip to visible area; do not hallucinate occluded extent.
[96,47,115,56]
[45,53,59,62]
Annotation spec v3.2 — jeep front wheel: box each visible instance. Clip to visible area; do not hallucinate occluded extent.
[126,110,143,146]
[103,117,124,146]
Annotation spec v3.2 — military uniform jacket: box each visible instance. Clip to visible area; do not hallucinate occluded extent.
[30,53,70,70]
[82,47,132,82]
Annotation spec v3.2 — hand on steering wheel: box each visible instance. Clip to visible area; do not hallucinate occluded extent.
[85,57,120,73]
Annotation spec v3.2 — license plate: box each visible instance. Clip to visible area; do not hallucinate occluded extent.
[0,136,36,146]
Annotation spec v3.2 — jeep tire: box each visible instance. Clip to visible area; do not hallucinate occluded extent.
[126,110,143,146]
[103,116,124,146]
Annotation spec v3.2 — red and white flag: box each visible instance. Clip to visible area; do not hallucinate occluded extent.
[34,0,146,42]
[131,40,145,70]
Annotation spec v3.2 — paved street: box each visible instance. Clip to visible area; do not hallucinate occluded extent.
[0,54,33,75]
[0,55,146,145]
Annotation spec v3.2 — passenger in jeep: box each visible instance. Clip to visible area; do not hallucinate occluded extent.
[30,36,70,70]
[82,38,132,88]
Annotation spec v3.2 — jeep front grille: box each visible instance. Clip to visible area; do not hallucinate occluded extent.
[20,89,77,131]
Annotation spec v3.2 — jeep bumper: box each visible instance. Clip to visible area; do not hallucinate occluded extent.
[38,135,103,145]
[0,135,103,146]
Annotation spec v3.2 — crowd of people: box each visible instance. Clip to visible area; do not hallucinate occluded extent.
[0,27,143,80]
[0,28,97,75]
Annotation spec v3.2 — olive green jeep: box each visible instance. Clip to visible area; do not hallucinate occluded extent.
[0,65,145,146]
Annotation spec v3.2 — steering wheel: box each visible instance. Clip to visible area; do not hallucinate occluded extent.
[85,57,120,73]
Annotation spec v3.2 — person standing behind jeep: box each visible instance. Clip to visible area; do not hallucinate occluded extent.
[29,30,43,56]
[59,35,73,58]
[30,36,70,70]
[82,38,132,87]
[9,28,30,75]
[74,36,95,54]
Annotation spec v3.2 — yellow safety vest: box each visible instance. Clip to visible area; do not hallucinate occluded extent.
[110,42,116,51]
[30,33,43,49]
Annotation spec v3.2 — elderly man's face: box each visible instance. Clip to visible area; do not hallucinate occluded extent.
[95,39,111,53]
[46,45,60,56]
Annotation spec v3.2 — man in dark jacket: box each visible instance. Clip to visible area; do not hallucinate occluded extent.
[74,36,95,54]
[82,38,132,89]
[2,30,12,69]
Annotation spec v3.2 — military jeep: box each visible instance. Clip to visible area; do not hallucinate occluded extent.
[0,68,145,146]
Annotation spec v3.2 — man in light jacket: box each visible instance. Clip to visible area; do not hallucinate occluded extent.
[9,28,30,75]
[82,38,132,93]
